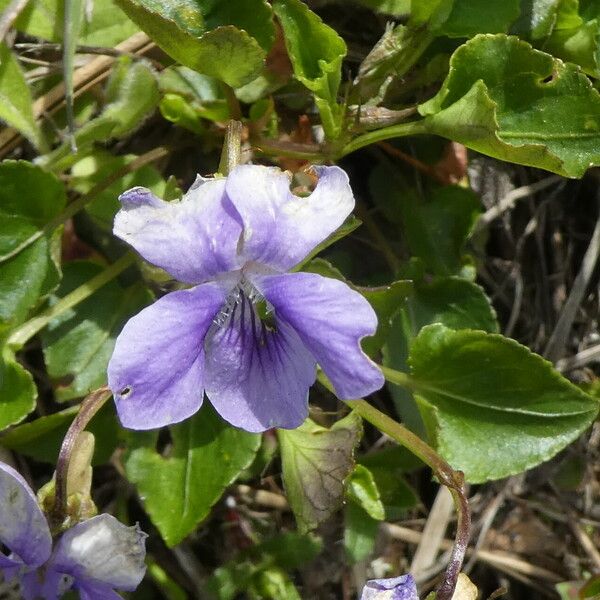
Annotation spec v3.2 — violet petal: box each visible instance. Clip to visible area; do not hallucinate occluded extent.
[108,283,226,429]
[114,177,242,284]
[361,574,419,600]
[49,514,146,592]
[204,291,316,432]
[0,463,52,569]
[255,272,384,399]
[225,165,354,271]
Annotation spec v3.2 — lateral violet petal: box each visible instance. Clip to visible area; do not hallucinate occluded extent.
[204,291,316,432]
[360,574,418,600]
[49,514,146,592]
[0,463,52,569]
[108,283,226,429]
[114,176,243,284]
[225,165,354,271]
[255,272,384,399]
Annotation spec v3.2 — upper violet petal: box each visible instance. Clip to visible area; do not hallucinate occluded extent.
[108,283,226,429]
[0,463,52,569]
[204,290,316,432]
[255,272,384,399]
[114,176,243,284]
[360,574,419,600]
[49,514,146,592]
[225,165,354,271]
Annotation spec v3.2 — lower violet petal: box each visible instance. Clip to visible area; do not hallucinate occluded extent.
[255,272,384,399]
[108,283,226,429]
[204,287,316,432]
[0,463,52,570]
[49,514,147,593]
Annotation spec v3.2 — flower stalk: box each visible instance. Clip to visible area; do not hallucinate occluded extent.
[316,366,471,600]
[218,119,243,176]
[52,386,112,526]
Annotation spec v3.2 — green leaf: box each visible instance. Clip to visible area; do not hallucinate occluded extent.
[344,500,379,563]
[0,43,44,150]
[407,277,499,334]
[419,34,600,178]
[0,346,37,432]
[125,404,261,546]
[41,57,159,171]
[278,412,362,533]
[511,0,562,39]
[41,261,151,402]
[0,161,65,329]
[159,94,206,134]
[409,324,599,482]
[199,0,275,51]
[546,14,600,77]
[114,0,270,87]
[273,0,346,138]
[345,464,385,520]
[0,403,119,464]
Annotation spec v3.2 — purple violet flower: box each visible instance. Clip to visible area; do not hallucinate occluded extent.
[107,164,384,432]
[0,462,147,599]
[360,574,419,600]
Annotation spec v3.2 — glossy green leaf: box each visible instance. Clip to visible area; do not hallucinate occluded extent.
[0,403,119,464]
[409,324,599,482]
[420,34,600,178]
[114,0,270,87]
[383,276,498,430]
[126,404,261,546]
[42,261,151,402]
[345,464,385,520]
[407,277,499,335]
[0,161,65,329]
[0,43,44,150]
[511,0,563,39]
[278,412,362,533]
[159,94,206,134]
[344,500,378,563]
[273,0,346,138]
[41,57,159,171]
[0,346,37,432]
